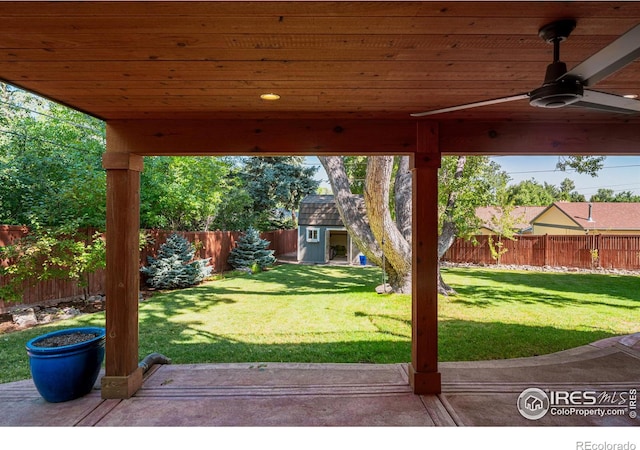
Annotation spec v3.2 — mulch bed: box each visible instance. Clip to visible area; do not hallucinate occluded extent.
[0,297,106,335]
[1,290,156,335]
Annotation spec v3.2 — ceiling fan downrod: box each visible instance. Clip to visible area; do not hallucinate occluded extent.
[530,19,583,109]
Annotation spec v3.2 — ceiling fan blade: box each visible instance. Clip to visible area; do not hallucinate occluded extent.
[561,23,640,86]
[410,93,529,117]
[572,89,640,114]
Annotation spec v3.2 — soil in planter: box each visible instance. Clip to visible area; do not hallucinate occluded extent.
[32,332,99,347]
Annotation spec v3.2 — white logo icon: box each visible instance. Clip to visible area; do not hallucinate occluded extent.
[517,388,550,420]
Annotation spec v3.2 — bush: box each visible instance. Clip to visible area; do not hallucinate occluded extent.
[0,224,106,302]
[140,233,212,289]
[227,227,276,271]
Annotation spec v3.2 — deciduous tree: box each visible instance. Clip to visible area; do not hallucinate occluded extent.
[241,157,319,230]
[0,84,106,227]
[319,155,508,294]
[140,156,234,230]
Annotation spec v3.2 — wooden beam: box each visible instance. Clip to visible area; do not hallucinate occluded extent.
[106,119,416,156]
[101,152,143,399]
[0,37,615,63]
[4,12,639,36]
[108,119,640,157]
[440,121,640,156]
[3,1,640,20]
[409,120,441,395]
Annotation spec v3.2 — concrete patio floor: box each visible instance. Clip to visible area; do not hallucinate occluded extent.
[1,333,638,427]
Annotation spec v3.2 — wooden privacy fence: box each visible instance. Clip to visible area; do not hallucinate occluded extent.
[140,229,241,274]
[444,234,640,271]
[1,227,297,311]
[0,225,28,247]
[1,225,107,311]
[140,228,297,272]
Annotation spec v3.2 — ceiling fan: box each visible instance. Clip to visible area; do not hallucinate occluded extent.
[411,19,640,117]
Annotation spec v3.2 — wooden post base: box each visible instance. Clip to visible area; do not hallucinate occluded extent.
[101,367,144,399]
[408,364,442,395]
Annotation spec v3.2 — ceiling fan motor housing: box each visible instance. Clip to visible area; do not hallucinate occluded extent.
[529,78,584,108]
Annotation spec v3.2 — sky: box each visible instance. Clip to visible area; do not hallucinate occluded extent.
[308,155,640,199]
[489,155,640,198]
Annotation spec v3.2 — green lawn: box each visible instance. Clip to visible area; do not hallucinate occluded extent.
[439,267,639,360]
[1,264,638,384]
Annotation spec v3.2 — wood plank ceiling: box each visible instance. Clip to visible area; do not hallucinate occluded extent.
[1,1,640,124]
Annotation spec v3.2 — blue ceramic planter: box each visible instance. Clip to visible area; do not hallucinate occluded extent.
[26,327,105,403]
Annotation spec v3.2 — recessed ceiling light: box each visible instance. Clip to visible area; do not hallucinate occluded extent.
[623,93,638,99]
[260,93,280,101]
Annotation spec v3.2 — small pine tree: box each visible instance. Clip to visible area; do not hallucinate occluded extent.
[228,227,276,271]
[141,233,212,289]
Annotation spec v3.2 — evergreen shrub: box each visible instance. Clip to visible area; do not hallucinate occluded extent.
[228,227,276,272]
[141,233,212,289]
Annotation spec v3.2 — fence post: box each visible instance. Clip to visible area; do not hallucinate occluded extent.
[598,234,605,269]
[544,234,549,266]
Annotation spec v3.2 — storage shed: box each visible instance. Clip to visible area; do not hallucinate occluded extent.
[297,195,363,265]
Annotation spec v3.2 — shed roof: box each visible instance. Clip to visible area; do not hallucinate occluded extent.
[299,195,366,227]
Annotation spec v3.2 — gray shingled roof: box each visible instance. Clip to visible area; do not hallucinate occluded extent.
[298,195,366,226]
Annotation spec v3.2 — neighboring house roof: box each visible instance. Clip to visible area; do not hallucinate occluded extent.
[532,202,640,231]
[475,206,546,233]
[298,195,365,227]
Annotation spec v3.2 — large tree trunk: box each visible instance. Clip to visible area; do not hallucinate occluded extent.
[437,156,467,296]
[394,156,412,244]
[318,156,384,265]
[364,156,412,293]
[321,155,463,296]
[319,156,412,293]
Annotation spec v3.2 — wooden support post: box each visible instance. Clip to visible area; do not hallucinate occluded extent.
[101,152,144,399]
[409,121,442,394]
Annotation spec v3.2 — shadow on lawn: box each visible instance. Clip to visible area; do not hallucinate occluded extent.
[253,264,382,294]
[133,265,628,364]
[2,265,631,384]
[0,311,624,384]
[0,315,619,384]
[133,318,619,366]
[442,268,640,309]
[140,265,379,314]
[438,318,617,361]
[167,264,380,300]
[137,264,379,315]
[135,315,618,367]
[140,337,413,365]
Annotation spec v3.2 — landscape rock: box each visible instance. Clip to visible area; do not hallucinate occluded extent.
[442,261,640,276]
[13,308,38,327]
[1,291,156,335]
[375,283,393,294]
